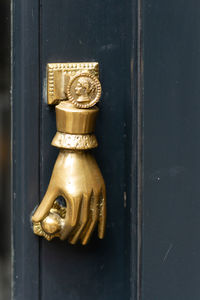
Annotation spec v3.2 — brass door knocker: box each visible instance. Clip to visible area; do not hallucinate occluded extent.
[32,63,106,245]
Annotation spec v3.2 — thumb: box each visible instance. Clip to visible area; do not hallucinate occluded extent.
[32,185,57,222]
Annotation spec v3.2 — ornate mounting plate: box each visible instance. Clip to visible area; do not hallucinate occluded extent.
[47,62,99,105]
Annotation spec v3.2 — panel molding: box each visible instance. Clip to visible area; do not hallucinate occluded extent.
[12,1,40,299]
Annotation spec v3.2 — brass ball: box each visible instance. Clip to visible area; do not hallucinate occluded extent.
[41,213,62,234]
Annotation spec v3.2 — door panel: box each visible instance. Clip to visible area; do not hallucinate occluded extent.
[40,2,136,299]
[142,1,200,299]
[13,1,200,300]
[12,1,138,299]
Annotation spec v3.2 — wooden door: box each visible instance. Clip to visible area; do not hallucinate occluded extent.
[12,0,200,299]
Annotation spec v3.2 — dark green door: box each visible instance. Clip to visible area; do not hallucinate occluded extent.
[12,0,200,300]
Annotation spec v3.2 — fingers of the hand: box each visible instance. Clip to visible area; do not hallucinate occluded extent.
[98,189,106,239]
[81,193,99,245]
[70,196,82,227]
[59,195,82,240]
[68,193,90,245]
[32,186,57,222]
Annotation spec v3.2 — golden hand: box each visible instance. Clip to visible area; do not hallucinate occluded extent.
[32,150,106,245]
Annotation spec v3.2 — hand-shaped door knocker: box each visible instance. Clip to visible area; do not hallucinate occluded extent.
[32,62,106,245]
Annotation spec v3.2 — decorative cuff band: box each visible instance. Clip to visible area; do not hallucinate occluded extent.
[51,131,98,150]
